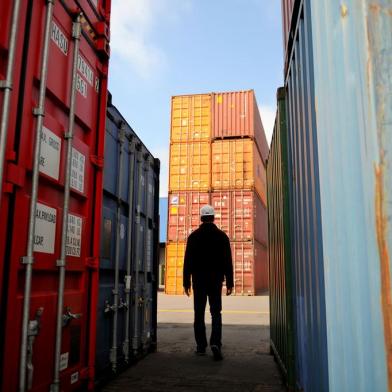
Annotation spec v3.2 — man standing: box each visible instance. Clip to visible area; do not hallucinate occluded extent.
[183,205,234,360]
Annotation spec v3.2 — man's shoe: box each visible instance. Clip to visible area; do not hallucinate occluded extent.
[210,345,223,361]
[195,347,206,356]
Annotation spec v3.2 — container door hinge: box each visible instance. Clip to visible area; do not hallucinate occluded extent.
[90,155,104,169]
[96,37,110,58]
[87,256,99,269]
[6,162,25,189]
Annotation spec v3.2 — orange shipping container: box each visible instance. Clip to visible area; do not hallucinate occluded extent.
[211,139,266,204]
[164,241,268,296]
[171,94,212,142]
[164,242,186,295]
[213,90,269,163]
[167,191,210,242]
[169,141,210,191]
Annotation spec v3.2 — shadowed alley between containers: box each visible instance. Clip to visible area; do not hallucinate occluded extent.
[102,293,286,392]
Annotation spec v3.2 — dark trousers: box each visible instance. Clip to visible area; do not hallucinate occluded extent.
[193,284,222,349]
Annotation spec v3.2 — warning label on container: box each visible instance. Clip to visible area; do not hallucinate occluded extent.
[40,126,61,180]
[66,214,82,257]
[59,352,69,371]
[34,203,57,254]
[70,372,79,384]
[71,148,85,193]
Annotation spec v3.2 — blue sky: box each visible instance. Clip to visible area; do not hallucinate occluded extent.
[108,0,284,196]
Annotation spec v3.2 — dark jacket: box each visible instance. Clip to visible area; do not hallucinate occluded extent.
[183,222,234,289]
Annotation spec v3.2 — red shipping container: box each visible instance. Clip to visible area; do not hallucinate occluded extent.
[212,190,267,244]
[213,90,269,163]
[167,191,210,242]
[231,241,268,296]
[0,1,110,391]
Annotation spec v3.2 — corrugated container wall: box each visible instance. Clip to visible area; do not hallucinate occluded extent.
[166,90,269,295]
[0,1,111,391]
[277,0,392,390]
[267,88,295,389]
[96,98,160,385]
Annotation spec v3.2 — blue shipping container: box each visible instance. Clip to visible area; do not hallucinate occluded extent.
[284,0,391,391]
[96,94,160,383]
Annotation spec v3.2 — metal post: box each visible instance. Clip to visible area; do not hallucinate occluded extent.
[110,124,125,372]
[51,14,81,392]
[132,148,143,354]
[0,0,22,203]
[19,1,54,390]
[123,138,135,362]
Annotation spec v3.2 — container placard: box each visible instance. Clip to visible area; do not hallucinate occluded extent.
[40,126,61,180]
[66,214,82,257]
[70,372,79,384]
[59,352,69,371]
[34,203,57,254]
[71,148,85,193]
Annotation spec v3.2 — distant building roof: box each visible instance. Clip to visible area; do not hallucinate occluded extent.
[159,197,168,243]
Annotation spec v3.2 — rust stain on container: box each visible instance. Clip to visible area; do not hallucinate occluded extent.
[375,163,392,391]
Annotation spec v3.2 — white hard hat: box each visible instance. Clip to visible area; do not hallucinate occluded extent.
[200,205,215,217]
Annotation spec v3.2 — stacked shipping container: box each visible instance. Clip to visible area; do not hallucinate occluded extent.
[165,90,269,295]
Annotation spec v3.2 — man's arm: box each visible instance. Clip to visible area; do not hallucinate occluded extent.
[223,234,234,291]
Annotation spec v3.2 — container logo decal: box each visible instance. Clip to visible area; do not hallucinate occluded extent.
[59,352,69,371]
[71,148,85,193]
[76,74,87,98]
[66,214,82,257]
[40,126,61,180]
[171,196,179,205]
[77,55,94,86]
[51,21,68,55]
[34,203,57,254]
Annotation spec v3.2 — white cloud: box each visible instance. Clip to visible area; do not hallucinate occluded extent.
[110,0,191,79]
[110,0,165,78]
[259,104,276,146]
[150,145,169,197]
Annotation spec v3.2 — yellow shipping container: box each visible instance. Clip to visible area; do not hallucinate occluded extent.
[169,142,210,191]
[211,139,266,204]
[171,94,212,142]
[164,242,186,295]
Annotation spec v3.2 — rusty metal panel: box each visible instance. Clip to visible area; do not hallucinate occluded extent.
[285,0,391,390]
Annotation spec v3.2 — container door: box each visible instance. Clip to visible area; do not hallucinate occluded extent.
[1,1,109,390]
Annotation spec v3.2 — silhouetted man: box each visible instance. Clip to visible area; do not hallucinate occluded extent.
[183,205,234,360]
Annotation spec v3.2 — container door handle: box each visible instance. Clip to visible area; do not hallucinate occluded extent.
[26,307,44,390]
[62,307,82,327]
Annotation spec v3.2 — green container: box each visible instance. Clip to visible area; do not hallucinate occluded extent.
[267,87,295,389]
